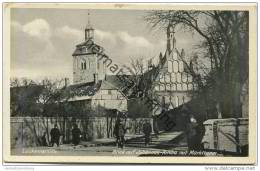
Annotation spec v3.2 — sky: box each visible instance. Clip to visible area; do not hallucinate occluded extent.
[10,8,200,81]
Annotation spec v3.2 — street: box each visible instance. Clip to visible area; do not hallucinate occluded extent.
[11,131,189,156]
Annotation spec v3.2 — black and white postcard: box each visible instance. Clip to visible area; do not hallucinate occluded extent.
[2,3,257,164]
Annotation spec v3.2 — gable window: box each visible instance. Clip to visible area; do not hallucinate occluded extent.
[168,61,173,72]
[177,83,182,91]
[171,84,177,91]
[165,73,171,83]
[166,84,171,91]
[179,61,184,72]
[188,83,193,90]
[175,96,179,107]
[154,84,160,91]
[160,84,165,91]
[182,83,188,91]
[159,74,164,83]
[173,60,178,73]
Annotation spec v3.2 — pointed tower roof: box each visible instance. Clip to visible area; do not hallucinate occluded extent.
[86,11,94,30]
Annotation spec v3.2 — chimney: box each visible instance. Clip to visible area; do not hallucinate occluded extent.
[64,78,69,87]
[42,80,45,86]
[181,48,185,59]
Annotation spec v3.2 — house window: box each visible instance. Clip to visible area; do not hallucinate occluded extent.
[101,90,108,94]
[108,90,112,95]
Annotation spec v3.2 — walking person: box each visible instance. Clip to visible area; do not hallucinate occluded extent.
[143,120,152,146]
[152,115,159,139]
[113,118,126,148]
[72,124,81,146]
[50,124,61,147]
[185,114,198,151]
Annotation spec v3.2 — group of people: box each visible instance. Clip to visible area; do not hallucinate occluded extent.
[113,117,155,148]
[43,110,201,151]
[41,124,82,147]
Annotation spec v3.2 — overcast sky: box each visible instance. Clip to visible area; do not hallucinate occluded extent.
[11,8,200,81]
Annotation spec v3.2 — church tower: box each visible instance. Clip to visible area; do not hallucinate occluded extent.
[167,22,176,52]
[72,14,106,84]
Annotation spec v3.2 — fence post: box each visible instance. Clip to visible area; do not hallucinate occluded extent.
[21,122,24,146]
[106,115,109,138]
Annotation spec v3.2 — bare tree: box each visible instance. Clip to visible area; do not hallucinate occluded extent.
[115,57,163,118]
[10,77,70,145]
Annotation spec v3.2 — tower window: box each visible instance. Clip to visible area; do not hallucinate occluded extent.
[81,63,84,70]
[84,62,86,70]
[81,60,87,70]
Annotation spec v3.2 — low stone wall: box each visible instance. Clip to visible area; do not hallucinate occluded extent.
[10,117,152,148]
[202,118,248,154]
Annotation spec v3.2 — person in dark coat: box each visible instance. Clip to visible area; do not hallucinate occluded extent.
[50,124,60,147]
[113,118,126,148]
[152,115,159,139]
[143,120,152,146]
[185,114,198,151]
[72,124,81,146]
